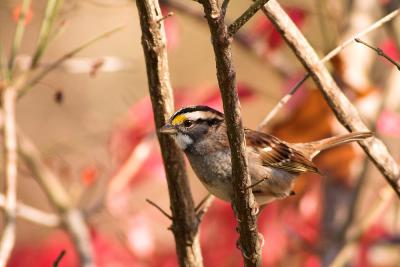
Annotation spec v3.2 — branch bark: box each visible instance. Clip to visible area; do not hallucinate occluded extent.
[18,133,95,267]
[258,7,399,129]
[135,1,203,266]
[0,194,60,227]
[260,0,400,197]
[227,0,270,36]
[0,88,18,267]
[201,1,261,266]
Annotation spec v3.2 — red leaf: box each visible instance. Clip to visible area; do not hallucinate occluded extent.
[12,4,33,25]
[80,165,97,186]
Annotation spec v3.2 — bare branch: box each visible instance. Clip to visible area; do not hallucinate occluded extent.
[157,12,174,23]
[194,194,213,213]
[31,0,62,68]
[164,0,292,77]
[8,0,31,73]
[228,0,271,36]
[146,199,173,220]
[195,194,214,221]
[53,250,66,267]
[0,87,18,267]
[355,38,400,70]
[221,0,230,17]
[136,0,203,266]
[19,25,125,97]
[18,132,95,267]
[258,7,400,129]
[323,9,399,63]
[0,194,60,227]
[259,1,400,197]
[257,74,308,130]
[201,0,262,265]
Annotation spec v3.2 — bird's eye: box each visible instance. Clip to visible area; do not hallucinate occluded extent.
[183,120,193,128]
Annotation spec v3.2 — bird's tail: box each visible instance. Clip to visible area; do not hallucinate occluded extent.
[292,132,373,160]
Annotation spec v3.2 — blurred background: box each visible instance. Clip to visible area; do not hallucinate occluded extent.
[0,0,400,266]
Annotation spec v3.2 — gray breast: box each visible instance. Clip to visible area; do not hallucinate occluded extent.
[186,150,233,201]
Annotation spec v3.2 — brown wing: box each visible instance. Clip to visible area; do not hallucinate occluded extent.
[245,129,320,174]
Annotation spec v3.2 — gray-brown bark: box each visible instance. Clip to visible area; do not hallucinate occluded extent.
[201,1,262,266]
[261,0,400,197]
[135,1,203,266]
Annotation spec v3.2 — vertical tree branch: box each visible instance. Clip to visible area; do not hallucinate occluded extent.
[201,1,262,266]
[135,1,203,266]
[0,88,18,267]
[260,0,400,197]
[8,0,32,73]
[30,0,62,68]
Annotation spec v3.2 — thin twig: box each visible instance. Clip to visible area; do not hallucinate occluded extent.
[257,74,308,130]
[260,1,400,197]
[18,132,95,267]
[31,0,62,69]
[195,194,212,213]
[355,38,400,70]
[146,199,173,220]
[201,1,262,266]
[334,43,400,262]
[157,12,174,23]
[136,0,203,266]
[163,0,292,77]
[221,0,230,17]
[324,9,399,64]
[8,0,32,73]
[0,193,60,227]
[228,0,271,36]
[52,250,66,267]
[0,88,18,267]
[19,25,125,97]
[245,178,267,190]
[257,7,400,129]
[195,195,214,221]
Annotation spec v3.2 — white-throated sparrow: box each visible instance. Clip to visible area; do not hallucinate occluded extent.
[160,105,372,205]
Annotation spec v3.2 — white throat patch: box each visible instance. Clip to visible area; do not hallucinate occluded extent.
[175,134,193,150]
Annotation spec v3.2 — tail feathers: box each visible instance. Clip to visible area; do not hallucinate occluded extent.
[294,132,373,160]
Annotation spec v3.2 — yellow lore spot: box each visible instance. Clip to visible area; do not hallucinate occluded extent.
[172,114,187,125]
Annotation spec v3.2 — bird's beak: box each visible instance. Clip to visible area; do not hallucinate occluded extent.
[159,123,177,135]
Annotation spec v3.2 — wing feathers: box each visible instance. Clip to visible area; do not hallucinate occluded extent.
[245,129,319,174]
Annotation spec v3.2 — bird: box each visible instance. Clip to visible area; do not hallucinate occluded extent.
[160,105,373,206]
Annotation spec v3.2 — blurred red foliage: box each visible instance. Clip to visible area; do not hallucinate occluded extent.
[378,38,400,62]
[12,4,33,25]
[8,230,138,267]
[377,110,400,137]
[161,5,180,50]
[9,82,397,266]
[251,7,306,51]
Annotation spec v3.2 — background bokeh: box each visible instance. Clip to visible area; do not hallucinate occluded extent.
[0,0,399,266]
